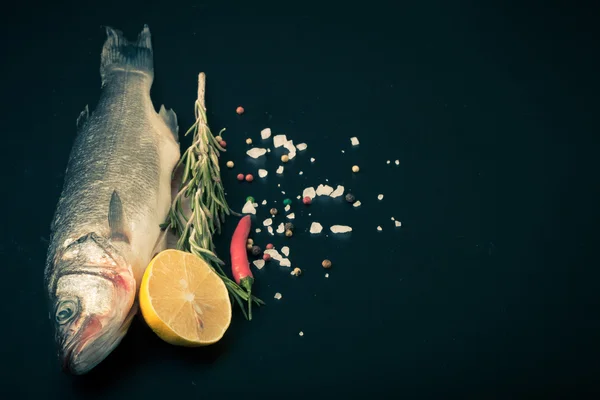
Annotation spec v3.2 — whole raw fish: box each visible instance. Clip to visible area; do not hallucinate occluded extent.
[44,24,180,375]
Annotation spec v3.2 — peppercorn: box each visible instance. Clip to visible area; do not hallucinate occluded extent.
[270,208,278,216]
[251,245,262,256]
[266,243,274,249]
[283,198,292,206]
[237,173,244,181]
[322,259,332,269]
[285,229,293,237]
[263,253,271,261]
[303,196,312,205]
[246,243,253,250]
[246,196,255,203]
[284,222,294,231]
[292,267,302,276]
[245,174,254,182]
[352,165,360,173]
[345,193,356,203]
[219,140,227,148]
[247,238,254,245]
[226,161,234,169]
[281,154,289,163]
[236,106,244,115]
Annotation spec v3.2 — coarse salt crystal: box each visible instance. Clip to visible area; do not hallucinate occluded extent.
[296,143,307,151]
[273,134,287,148]
[281,191,286,195]
[284,205,290,212]
[246,148,267,158]
[262,200,267,205]
[287,213,295,219]
[274,293,282,300]
[280,258,291,267]
[341,150,345,153]
[299,171,303,175]
[299,331,304,336]
[303,187,316,199]
[310,157,315,163]
[377,226,382,231]
[297,195,301,199]
[283,140,297,160]
[281,246,290,256]
[258,169,268,178]
[378,194,384,200]
[263,218,273,226]
[353,201,361,207]
[316,184,334,196]
[330,185,344,198]
[325,273,329,278]
[391,217,395,220]
[395,221,402,227]
[276,223,285,234]
[395,160,400,165]
[350,137,359,146]
[268,226,274,235]
[330,225,352,233]
[242,201,256,215]
[255,228,261,233]
[276,166,284,174]
[386,160,391,164]
[261,128,272,139]
[265,249,283,261]
[253,260,265,270]
[309,222,323,234]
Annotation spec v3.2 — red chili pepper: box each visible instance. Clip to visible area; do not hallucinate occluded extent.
[230,215,254,319]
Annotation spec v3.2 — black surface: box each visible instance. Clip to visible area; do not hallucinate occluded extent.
[1,1,599,398]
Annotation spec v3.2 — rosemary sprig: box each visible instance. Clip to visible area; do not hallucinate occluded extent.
[163,72,263,320]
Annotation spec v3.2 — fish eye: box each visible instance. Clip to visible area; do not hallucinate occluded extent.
[55,300,78,324]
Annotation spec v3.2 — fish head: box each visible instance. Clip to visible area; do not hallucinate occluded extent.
[49,232,137,375]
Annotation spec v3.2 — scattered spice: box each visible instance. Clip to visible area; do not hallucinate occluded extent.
[245,174,254,182]
[303,196,312,205]
[226,161,234,168]
[281,154,289,163]
[245,138,253,145]
[284,222,294,231]
[251,245,262,256]
[285,229,293,237]
[246,243,253,250]
[292,267,302,276]
[266,243,274,249]
[219,140,227,148]
[283,198,292,206]
[237,173,244,181]
[236,106,245,115]
[263,253,271,261]
[352,165,360,173]
[322,259,332,269]
[345,193,356,203]
[247,238,254,245]
[270,208,278,216]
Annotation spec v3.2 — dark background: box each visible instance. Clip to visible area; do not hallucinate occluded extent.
[1,1,599,398]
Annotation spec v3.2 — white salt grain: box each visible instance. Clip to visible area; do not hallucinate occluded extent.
[378,194,384,200]
[325,273,329,278]
[276,165,284,174]
[353,201,361,207]
[283,140,297,160]
[391,217,395,220]
[281,246,290,257]
[261,128,272,139]
[273,134,287,148]
[310,157,315,163]
[303,187,316,199]
[268,226,274,235]
[299,331,304,336]
[284,205,291,212]
[258,169,268,178]
[276,223,285,234]
[330,225,352,233]
[262,200,267,205]
[297,195,301,199]
[263,218,273,226]
[309,222,323,234]
[377,226,382,231]
[296,143,307,151]
[341,150,345,153]
[280,259,291,267]
[299,171,303,175]
[242,201,256,215]
[281,191,286,195]
[350,137,359,146]
[253,260,265,270]
[330,185,345,198]
[316,184,334,196]
[246,148,267,159]
[255,228,262,233]
[287,213,295,220]
[395,160,400,165]
[395,221,402,227]
[274,293,282,300]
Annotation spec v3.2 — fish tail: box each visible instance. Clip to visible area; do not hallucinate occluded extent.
[100,24,153,86]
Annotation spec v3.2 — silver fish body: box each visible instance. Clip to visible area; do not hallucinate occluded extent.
[44,25,180,375]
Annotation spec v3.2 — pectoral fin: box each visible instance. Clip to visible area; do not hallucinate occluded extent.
[108,191,130,243]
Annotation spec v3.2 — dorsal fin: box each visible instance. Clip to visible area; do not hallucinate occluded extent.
[108,191,130,243]
[76,105,89,130]
[159,104,179,143]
